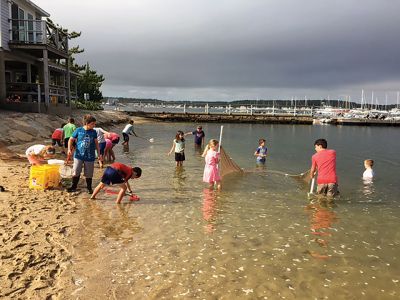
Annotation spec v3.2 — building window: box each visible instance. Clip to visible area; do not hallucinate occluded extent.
[28,13,35,42]
[18,8,26,41]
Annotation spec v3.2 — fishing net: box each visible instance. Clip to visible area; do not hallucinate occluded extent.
[268,169,311,184]
[219,146,244,178]
[218,146,310,184]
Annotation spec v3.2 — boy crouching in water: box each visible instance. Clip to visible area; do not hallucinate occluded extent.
[90,163,142,203]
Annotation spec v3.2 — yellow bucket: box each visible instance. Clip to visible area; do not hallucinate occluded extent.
[29,165,61,190]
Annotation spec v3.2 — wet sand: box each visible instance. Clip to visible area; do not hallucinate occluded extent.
[0,112,154,299]
[0,158,78,299]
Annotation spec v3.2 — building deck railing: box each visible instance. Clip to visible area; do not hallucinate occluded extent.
[6,82,77,102]
[8,19,68,54]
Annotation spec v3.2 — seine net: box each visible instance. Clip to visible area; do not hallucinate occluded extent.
[218,146,244,178]
[267,169,311,184]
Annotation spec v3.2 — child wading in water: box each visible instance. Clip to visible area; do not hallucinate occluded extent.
[122,120,137,146]
[254,138,267,165]
[202,139,221,190]
[363,159,375,180]
[168,131,186,167]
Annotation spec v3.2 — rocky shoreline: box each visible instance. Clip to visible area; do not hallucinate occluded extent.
[0,109,132,147]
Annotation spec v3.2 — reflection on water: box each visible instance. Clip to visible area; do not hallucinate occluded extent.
[305,199,338,259]
[171,166,187,197]
[202,188,219,233]
[363,179,375,196]
[66,122,400,299]
[122,143,129,154]
[255,160,267,170]
[80,201,142,245]
[193,144,203,156]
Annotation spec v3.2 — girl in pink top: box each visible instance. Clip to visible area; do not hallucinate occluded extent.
[104,139,114,162]
[202,139,221,190]
[104,132,120,145]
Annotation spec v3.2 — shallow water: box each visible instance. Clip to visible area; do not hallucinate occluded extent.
[67,123,400,299]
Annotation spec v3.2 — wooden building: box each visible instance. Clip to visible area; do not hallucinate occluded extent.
[0,0,77,114]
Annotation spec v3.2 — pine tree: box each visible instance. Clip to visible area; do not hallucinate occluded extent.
[77,63,105,101]
[47,18,105,101]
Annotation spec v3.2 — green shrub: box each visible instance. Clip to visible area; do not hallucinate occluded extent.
[73,100,104,111]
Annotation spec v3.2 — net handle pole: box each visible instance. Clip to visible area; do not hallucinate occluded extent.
[218,125,224,152]
[309,177,315,194]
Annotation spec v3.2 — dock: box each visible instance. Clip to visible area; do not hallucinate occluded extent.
[335,118,400,126]
[125,111,400,126]
[126,111,313,124]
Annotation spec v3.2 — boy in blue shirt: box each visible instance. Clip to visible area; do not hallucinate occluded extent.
[254,138,267,164]
[67,114,102,193]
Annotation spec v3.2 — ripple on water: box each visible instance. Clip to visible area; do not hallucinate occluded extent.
[67,123,400,299]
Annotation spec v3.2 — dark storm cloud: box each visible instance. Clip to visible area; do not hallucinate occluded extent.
[35,0,400,100]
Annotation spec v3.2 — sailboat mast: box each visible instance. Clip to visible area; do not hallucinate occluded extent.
[371,91,374,110]
[385,93,388,111]
[361,89,364,110]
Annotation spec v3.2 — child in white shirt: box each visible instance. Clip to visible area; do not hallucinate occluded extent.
[363,159,375,179]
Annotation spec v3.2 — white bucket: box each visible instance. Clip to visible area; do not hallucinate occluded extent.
[59,165,74,178]
[48,159,65,165]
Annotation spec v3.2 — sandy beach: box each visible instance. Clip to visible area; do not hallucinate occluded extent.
[0,110,150,299]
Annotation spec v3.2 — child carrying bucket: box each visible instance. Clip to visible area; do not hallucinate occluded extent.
[90,163,142,203]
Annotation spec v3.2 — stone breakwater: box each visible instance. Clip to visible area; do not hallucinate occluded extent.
[127,111,314,124]
[127,111,400,126]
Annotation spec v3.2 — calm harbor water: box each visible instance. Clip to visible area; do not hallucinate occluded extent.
[67,123,400,299]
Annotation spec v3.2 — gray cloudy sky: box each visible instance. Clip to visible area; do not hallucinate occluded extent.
[35,0,400,103]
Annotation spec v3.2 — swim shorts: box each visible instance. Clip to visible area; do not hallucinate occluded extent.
[317,183,339,197]
[101,166,124,185]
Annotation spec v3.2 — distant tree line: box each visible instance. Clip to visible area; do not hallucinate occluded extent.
[105,97,397,109]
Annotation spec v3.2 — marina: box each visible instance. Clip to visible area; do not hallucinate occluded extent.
[107,102,400,126]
